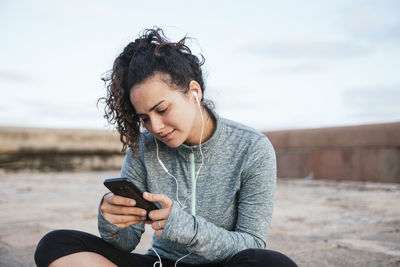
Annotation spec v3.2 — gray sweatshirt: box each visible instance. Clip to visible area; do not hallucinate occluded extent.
[98,111,276,264]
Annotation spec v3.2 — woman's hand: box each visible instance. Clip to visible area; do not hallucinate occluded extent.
[100,193,148,228]
[143,192,173,238]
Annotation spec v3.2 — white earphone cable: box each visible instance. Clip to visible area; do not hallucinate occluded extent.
[152,92,205,266]
[151,246,163,267]
[155,138,187,209]
[174,252,192,267]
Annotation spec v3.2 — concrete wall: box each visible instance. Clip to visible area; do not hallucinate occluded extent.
[0,127,125,172]
[1,122,399,182]
[264,122,400,183]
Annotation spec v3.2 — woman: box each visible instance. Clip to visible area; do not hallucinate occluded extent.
[35,27,297,267]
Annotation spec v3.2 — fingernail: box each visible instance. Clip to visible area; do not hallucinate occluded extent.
[141,210,146,215]
[144,192,149,198]
[130,201,135,206]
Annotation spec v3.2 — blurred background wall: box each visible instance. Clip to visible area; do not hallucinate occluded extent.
[0,127,124,172]
[1,122,399,182]
[266,122,400,183]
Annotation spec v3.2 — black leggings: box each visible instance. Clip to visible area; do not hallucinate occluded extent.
[35,230,297,267]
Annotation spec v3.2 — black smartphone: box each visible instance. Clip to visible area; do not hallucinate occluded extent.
[103,177,159,220]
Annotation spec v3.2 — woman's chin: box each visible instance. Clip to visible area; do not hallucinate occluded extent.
[166,143,181,149]
[158,131,187,148]
[162,138,182,148]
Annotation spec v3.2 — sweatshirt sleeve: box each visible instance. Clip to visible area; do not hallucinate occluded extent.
[97,147,147,252]
[161,136,277,261]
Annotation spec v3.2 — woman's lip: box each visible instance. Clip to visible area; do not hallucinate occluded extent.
[160,130,174,140]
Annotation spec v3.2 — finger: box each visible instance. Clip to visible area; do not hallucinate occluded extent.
[155,230,163,238]
[143,192,172,208]
[103,205,147,217]
[101,198,143,216]
[103,213,146,226]
[148,208,170,221]
[151,219,167,230]
[107,194,137,207]
[104,213,145,224]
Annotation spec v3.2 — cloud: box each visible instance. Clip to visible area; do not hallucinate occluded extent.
[337,0,400,43]
[18,97,101,119]
[242,39,373,60]
[87,4,114,17]
[0,69,37,84]
[0,96,105,129]
[342,84,400,121]
[260,61,330,75]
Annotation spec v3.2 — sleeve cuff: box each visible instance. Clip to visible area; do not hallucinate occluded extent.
[161,200,198,246]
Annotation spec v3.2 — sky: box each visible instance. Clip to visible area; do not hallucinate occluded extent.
[1,0,399,132]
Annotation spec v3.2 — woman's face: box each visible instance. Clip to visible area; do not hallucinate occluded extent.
[130,73,199,148]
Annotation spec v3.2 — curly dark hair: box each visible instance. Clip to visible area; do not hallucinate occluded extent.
[98,27,214,155]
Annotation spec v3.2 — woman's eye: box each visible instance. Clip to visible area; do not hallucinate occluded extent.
[158,108,168,113]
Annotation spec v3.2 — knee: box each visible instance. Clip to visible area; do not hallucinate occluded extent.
[227,248,297,267]
[34,229,76,266]
[36,229,71,251]
[35,230,64,254]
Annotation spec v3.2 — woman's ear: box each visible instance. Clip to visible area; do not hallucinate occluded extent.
[189,80,202,102]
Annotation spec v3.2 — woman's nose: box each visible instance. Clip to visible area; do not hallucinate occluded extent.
[149,117,165,133]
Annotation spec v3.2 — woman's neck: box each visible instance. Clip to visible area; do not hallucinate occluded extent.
[185,107,216,146]
[200,108,216,143]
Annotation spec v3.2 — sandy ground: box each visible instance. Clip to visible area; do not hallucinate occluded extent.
[0,170,399,267]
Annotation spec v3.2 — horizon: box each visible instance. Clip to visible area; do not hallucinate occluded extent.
[1,118,399,133]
